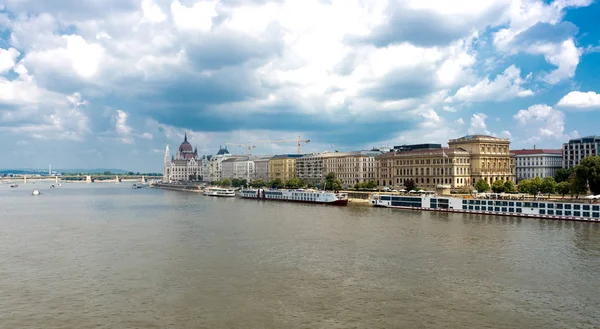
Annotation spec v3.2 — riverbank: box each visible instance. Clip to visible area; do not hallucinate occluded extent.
[150,182,203,193]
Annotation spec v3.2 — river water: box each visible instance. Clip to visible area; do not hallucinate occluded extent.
[1,182,599,328]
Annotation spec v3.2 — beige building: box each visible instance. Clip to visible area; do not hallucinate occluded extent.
[376,147,472,189]
[269,154,304,181]
[448,135,514,185]
[322,150,381,188]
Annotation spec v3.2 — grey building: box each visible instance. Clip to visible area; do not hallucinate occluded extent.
[562,136,600,168]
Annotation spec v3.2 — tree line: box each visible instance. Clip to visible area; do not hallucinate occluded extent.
[474,155,600,198]
[211,172,357,191]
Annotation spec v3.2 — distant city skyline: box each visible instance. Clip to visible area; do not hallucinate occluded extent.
[1,0,600,172]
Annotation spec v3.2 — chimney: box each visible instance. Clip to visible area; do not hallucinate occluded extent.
[533,145,536,150]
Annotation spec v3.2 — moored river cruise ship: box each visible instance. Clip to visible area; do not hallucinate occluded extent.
[240,188,349,206]
[370,194,600,222]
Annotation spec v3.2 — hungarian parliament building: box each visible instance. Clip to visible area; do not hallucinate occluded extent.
[162,133,231,183]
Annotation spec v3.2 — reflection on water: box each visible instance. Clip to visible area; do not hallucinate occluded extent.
[1,182,599,328]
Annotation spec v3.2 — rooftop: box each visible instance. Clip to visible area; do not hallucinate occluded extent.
[379,147,469,158]
[271,154,305,159]
[449,135,510,143]
[511,149,562,155]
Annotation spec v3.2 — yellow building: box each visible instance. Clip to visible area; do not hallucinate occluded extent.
[268,154,304,181]
[448,135,514,185]
[376,147,472,189]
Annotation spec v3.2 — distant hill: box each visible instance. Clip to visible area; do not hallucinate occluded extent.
[0,168,130,175]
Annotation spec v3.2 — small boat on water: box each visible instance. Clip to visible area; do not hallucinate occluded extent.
[132,183,148,189]
[32,189,40,196]
[204,187,236,197]
[240,188,349,206]
[10,183,18,188]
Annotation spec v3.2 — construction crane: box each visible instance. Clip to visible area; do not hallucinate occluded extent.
[226,143,256,156]
[257,136,311,154]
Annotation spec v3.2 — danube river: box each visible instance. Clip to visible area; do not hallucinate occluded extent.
[1,183,599,328]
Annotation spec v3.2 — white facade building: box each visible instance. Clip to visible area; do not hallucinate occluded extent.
[562,136,600,168]
[512,149,562,182]
[233,157,255,181]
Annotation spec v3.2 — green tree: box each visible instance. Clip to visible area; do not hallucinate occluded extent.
[529,177,543,195]
[404,179,417,191]
[556,181,570,198]
[540,177,557,194]
[569,172,587,198]
[286,177,304,189]
[240,179,248,187]
[555,168,574,183]
[354,182,365,190]
[251,179,266,188]
[231,178,241,187]
[269,178,284,189]
[325,172,343,191]
[103,171,112,176]
[503,180,516,193]
[366,180,378,189]
[575,156,600,195]
[127,171,134,176]
[221,178,231,187]
[491,179,505,193]
[474,178,490,193]
[518,179,531,194]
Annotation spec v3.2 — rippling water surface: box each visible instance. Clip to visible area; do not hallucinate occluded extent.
[1,182,599,328]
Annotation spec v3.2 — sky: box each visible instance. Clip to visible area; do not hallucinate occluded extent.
[1,0,600,172]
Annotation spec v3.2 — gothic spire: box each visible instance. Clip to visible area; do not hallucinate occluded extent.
[184,132,188,142]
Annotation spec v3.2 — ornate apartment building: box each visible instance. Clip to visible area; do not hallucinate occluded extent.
[448,135,514,185]
[376,147,472,189]
[376,135,515,190]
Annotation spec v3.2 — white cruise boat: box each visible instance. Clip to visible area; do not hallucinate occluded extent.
[204,187,236,197]
[240,188,348,206]
[370,194,600,223]
[32,189,41,196]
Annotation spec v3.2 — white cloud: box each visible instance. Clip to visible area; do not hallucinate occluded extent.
[171,0,217,32]
[0,48,20,74]
[469,112,490,135]
[557,91,600,109]
[115,110,133,144]
[502,130,512,137]
[141,0,166,24]
[512,104,576,143]
[141,132,153,140]
[446,65,533,102]
[442,105,456,112]
[67,92,88,107]
[527,38,581,84]
[492,1,590,84]
[455,118,465,125]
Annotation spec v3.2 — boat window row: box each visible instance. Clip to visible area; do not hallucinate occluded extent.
[463,205,522,213]
[430,198,450,209]
[264,191,283,196]
[391,200,422,207]
[461,205,599,218]
[462,199,599,211]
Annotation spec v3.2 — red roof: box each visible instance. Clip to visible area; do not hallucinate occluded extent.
[511,149,562,155]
